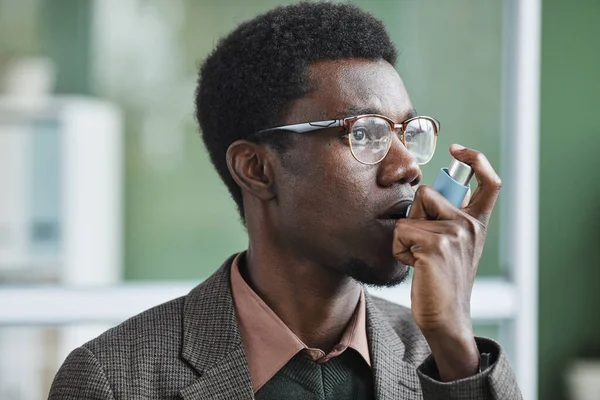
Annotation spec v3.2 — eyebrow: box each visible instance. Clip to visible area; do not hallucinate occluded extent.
[332,106,418,121]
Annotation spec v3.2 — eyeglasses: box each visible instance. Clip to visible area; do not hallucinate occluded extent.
[255,114,440,165]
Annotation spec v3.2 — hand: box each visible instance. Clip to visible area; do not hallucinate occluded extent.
[393,144,502,381]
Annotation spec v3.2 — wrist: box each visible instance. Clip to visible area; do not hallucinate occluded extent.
[423,327,480,382]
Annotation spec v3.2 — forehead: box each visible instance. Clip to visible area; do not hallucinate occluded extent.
[285,58,414,124]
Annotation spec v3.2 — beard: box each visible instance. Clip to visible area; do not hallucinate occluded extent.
[341,257,411,287]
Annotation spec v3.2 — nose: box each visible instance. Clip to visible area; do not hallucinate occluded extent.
[376,134,422,187]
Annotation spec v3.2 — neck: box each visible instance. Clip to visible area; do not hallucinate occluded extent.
[242,241,362,353]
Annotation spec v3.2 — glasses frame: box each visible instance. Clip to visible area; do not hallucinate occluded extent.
[255,114,440,165]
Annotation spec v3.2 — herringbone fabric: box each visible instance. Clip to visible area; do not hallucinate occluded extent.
[48,255,522,399]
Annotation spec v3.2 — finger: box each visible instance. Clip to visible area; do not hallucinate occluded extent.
[393,219,456,266]
[393,220,437,266]
[449,144,502,225]
[460,188,472,209]
[407,185,462,221]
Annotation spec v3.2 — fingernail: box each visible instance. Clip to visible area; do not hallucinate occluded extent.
[452,144,465,150]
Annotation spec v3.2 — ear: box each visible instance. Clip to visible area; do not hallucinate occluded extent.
[226,140,276,202]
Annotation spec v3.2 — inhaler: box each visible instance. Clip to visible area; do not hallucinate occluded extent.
[407,158,474,216]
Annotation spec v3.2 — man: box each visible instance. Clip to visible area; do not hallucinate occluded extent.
[49,3,522,399]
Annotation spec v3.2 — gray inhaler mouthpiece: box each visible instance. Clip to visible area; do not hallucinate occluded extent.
[406,158,474,216]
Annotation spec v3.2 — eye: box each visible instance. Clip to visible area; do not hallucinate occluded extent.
[352,128,368,142]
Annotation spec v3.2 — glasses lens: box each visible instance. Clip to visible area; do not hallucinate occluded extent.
[404,118,437,164]
[349,117,392,164]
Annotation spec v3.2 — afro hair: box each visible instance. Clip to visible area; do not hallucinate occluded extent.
[196,2,397,219]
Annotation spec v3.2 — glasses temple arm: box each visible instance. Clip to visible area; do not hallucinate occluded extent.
[257,119,343,134]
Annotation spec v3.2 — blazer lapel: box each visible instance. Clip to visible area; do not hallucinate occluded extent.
[365,294,422,400]
[180,345,253,400]
[179,255,254,400]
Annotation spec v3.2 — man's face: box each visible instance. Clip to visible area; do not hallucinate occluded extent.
[270,58,422,286]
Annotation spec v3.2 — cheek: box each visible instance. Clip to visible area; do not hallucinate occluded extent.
[279,143,374,224]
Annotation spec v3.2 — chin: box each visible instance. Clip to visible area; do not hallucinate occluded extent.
[342,256,410,288]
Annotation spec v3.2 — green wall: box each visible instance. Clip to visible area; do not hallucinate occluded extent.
[538,0,600,398]
[40,0,93,95]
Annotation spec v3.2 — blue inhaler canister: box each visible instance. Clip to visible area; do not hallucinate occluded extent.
[406,158,474,216]
[432,158,474,208]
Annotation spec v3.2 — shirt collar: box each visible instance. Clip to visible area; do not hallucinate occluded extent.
[230,252,371,392]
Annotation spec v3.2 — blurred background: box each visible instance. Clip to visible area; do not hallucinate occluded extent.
[0,0,598,399]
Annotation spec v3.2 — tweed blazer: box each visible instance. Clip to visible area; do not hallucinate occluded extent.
[49,256,522,399]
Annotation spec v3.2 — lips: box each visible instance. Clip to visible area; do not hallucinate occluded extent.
[378,199,413,220]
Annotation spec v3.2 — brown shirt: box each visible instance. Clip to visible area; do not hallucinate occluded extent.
[230,252,371,392]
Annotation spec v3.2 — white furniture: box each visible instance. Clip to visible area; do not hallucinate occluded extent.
[0,96,123,399]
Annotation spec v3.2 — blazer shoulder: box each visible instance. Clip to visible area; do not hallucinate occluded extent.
[368,294,413,321]
[367,293,431,363]
[83,295,187,356]
[368,294,417,329]
[72,295,199,398]
[80,260,235,364]
[53,259,237,398]
[49,346,115,399]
